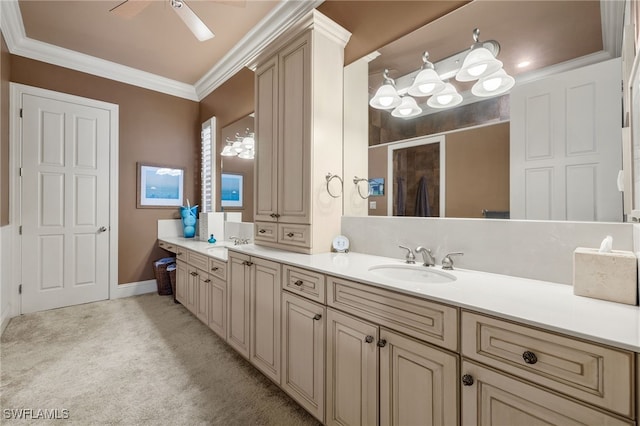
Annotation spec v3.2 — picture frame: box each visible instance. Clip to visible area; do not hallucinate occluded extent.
[221,173,243,208]
[136,162,185,208]
[369,177,385,196]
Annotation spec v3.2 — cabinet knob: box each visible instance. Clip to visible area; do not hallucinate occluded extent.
[190,271,198,276]
[286,232,295,238]
[211,267,219,271]
[204,279,211,283]
[167,245,173,249]
[243,261,254,267]
[522,351,538,365]
[313,314,322,321]
[462,374,474,386]
[177,252,183,256]
[294,280,304,286]
[377,339,387,348]
[364,335,374,343]
[258,229,266,234]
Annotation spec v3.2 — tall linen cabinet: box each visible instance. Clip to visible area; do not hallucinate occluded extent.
[252,11,351,254]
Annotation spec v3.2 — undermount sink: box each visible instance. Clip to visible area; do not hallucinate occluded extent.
[368,264,456,284]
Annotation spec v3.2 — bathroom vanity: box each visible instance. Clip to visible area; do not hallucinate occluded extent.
[159,236,639,425]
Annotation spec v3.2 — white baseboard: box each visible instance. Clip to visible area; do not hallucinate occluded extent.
[111,280,158,300]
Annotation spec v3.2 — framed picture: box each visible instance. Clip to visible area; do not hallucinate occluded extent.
[136,163,185,208]
[369,177,385,196]
[221,173,243,208]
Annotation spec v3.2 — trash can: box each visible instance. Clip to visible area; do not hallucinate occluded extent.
[167,263,178,303]
[153,257,176,296]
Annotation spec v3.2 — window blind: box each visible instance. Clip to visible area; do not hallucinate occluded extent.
[201,117,216,213]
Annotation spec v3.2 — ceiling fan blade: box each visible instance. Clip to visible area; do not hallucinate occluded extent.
[212,0,246,7]
[109,0,153,19]
[171,1,215,41]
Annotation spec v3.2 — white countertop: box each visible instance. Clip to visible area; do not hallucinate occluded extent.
[160,238,640,352]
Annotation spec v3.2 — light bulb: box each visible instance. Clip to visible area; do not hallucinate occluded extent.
[418,83,435,94]
[379,96,394,107]
[437,94,453,105]
[468,63,488,77]
[398,107,412,116]
[482,77,502,92]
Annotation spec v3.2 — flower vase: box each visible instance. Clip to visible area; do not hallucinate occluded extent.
[180,205,198,238]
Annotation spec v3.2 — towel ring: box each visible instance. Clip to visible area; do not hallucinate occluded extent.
[353,176,371,199]
[325,173,343,198]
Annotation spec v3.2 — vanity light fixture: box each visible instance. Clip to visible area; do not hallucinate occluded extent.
[369,69,402,109]
[220,128,255,159]
[369,28,514,118]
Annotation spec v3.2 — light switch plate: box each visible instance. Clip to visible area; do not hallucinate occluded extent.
[369,201,377,209]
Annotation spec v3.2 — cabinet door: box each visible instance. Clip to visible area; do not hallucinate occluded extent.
[461,360,633,426]
[255,55,279,222]
[326,308,378,426]
[227,253,251,358]
[281,292,325,422]
[175,260,188,305]
[186,265,199,314]
[278,33,311,224]
[250,257,281,384]
[379,328,458,426]
[195,271,209,324]
[208,275,226,340]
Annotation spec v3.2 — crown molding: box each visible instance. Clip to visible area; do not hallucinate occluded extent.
[0,0,199,101]
[601,0,625,58]
[194,0,324,99]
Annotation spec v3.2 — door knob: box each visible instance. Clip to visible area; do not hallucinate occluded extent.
[98,226,107,233]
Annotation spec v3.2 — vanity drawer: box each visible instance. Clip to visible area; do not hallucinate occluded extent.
[461,311,635,418]
[255,222,277,243]
[327,276,458,351]
[175,247,187,261]
[283,265,325,303]
[186,250,209,271]
[158,240,177,253]
[208,258,226,281]
[278,224,311,248]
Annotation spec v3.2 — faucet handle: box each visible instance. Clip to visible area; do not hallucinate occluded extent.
[442,252,464,270]
[398,245,416,264]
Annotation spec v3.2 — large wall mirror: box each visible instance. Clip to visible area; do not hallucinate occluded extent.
[367,0,629,222]
[219,114,254,222]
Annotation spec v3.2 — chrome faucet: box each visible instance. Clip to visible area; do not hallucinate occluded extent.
[442,252,464,270]
[398,245,416,264]
[415,246,436,267]
[229,236,250,245]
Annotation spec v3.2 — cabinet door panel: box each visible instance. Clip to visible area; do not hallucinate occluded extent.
[278,33,311,224]
[255,56,279,222]
[227,254,250,358]
[208,276,226,339]
[250,258,281,384]
[195,272,209,323]
[175,260,187,305]
[380,328,458,426]
[461,361,633,426]
[326,308,378,426]
[186,265,199,314]
[281,292,325,422]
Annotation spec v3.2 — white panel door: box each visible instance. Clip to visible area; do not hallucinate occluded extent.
[511,58,623,221]
[21,93,110,313]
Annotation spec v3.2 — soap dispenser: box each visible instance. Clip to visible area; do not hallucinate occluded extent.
[208,234,217,244]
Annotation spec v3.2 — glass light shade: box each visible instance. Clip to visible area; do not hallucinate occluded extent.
[391,96,422,118]
[241,135,255,149]
[221,145,236,156]
[427,83,463,109]
[232,140,244,153]
[238,150,254,159]
[471,68,515,97]
[408,68,445,97]
[369,83,401,109]
[455,47,503,82]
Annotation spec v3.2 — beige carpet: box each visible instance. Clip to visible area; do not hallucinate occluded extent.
[1,293,320,425]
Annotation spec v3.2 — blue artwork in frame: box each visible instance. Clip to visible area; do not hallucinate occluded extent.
[221,173,243,208]
[137,163,184,208]
[369,178,385,196]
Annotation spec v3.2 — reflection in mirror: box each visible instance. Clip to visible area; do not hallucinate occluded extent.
[367,0,625,222]
[220,114,254,222]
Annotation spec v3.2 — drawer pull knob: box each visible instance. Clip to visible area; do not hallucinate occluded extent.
[243,261,254,267]
[313,314,322,321]
[177,252,183,256]
[377,339,387,348]
[294,280,304,286]
[167,245,173,249]
[204,279,211,283]
[287,232,295,238]
[259,229,266,234]
[211,267,219,271]
[364,335,374,343]
[462,374,474,386]
[522,351,538,365]
[190,271,198,276]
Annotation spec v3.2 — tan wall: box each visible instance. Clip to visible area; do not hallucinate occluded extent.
[1,34,10,226]
[368,145,388,216]
[368,122,510,218]
[10,56,200,285]
[445,123,510,218]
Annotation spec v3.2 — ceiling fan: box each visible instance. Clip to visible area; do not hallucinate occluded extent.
[110,0,216,41]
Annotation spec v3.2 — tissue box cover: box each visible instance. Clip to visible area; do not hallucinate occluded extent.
[573,248,638,305]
